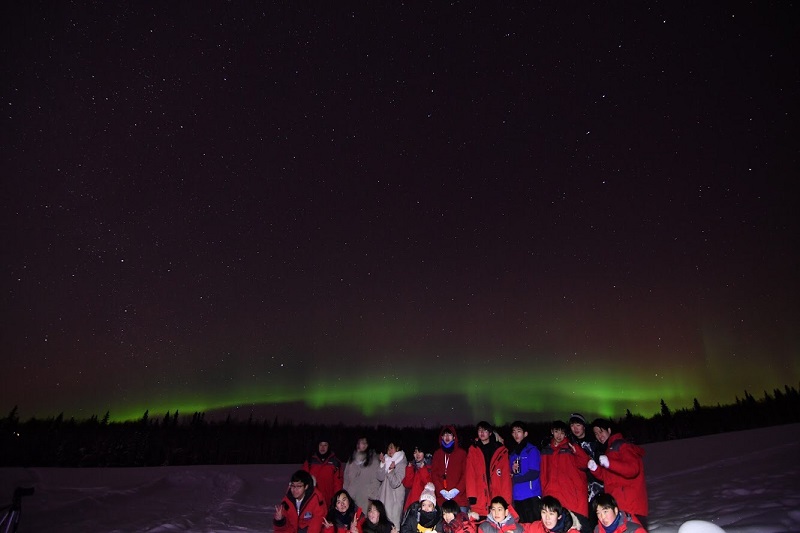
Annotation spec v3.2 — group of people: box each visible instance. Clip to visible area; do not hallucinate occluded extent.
[273,414,648,533]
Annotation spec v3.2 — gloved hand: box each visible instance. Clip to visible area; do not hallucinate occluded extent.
[587,459,598,472]
[599,455,610,468]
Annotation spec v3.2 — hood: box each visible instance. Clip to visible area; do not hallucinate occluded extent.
[439,425,460,445]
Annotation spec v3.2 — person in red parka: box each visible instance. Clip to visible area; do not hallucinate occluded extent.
[465,421,512,520]
[274,469,327,533]
[432,425,469,511]
[592,493,647,533]
[540,420,590,530]
[404,443,433,510]
[588,419,648,530]
[304,437,344,507]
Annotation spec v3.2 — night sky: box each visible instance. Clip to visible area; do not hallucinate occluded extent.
[3,3,797,428]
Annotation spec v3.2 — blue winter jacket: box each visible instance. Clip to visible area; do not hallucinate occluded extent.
[509,440,542,501]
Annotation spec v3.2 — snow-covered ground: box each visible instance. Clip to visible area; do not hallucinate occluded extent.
[1,423,798,532]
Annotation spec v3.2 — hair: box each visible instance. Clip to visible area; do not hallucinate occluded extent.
[540,495,564,516]
[441,499,460,515]
[551,420,569,432]
[592,493,618,512]
[591,418,612,431]
[327,489,357,524]
[290,469,314,488]
[477,420,493,432]
[489,496,509,509]
[349,436,374,466]
[510,420,527,432]
[367,499,394,527]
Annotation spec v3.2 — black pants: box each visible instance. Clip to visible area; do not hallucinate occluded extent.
[512,496,542,523]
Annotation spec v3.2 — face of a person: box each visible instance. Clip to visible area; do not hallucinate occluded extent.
[319,442,330,454]
[594,427,611,444]
[443,511,455,524]
[289,481,307,500]
[570,422,586,439]
[442,432,454,444]
[511,427,527,444]
[335,494,350,512]
[541,507,560,530]
[387,443,397,455]
[421,500,435,512]
[414,449,425,462]
[596,506,619,527]
[357,438,368,452]
[368,505,380,524]
[490,503,507,523]
[477,427,491,444]
[552,428,566,444]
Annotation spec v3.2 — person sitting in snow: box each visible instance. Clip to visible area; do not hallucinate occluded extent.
[401,482,443,533]
[274,469,327,533]
[441,499,475,533]
[324,489,365,533]
[591,493,646,533]
[477,496,523,533]
[522,496,581,533]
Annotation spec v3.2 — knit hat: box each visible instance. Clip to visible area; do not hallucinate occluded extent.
[419,482,437,505]
[569,413,587,426]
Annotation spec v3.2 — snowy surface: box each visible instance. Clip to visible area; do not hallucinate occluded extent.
[1,423,798,532]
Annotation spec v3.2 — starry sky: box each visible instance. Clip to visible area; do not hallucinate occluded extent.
[2,3,798,428]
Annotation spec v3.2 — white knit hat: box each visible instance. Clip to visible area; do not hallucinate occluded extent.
[419,482,436,505]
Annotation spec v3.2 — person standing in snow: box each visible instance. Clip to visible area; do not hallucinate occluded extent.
[305,436,345,507]
[403,443,433,510]
[540,421,591,531]
[377,439,408,529]
[344,436,382,514]
[508,420,542,523]
[465,421,513,521]
[588,420,648,530]
[432,425,469,512]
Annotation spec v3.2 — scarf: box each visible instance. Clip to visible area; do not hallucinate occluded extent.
[382,450,406,471]
[601,512,622,533]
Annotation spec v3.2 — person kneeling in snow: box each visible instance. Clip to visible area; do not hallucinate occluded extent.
[523,496,581,533]
[591,493,646,533]
[477,497,523,533]
[275,469,327,533]
[401,482,443,533]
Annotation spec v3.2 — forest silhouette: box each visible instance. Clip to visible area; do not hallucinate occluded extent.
[1,385,798,467]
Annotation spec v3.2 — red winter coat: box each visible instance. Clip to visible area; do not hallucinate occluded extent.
[592,433,648,518]
[304,452,344,506]
[540,438,590,516]
[274,487,327,533]
[432,426,469,508]
[465,438,513,517]
[403,458,433,509]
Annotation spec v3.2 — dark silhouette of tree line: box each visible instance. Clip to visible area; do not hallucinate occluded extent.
[1,384,798,468]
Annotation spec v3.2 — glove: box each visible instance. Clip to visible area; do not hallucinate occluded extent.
[587,459,598,472]
[448,488,460,499]
[599,455,610,468]
[440,489,460,500]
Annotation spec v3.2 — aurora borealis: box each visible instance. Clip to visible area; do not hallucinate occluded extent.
[2,3,798,428]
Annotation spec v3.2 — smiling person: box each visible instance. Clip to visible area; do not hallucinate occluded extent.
[324,490,366,533]
[587,419,648,530]
[274,469,327,533]
[477,496,523,533]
